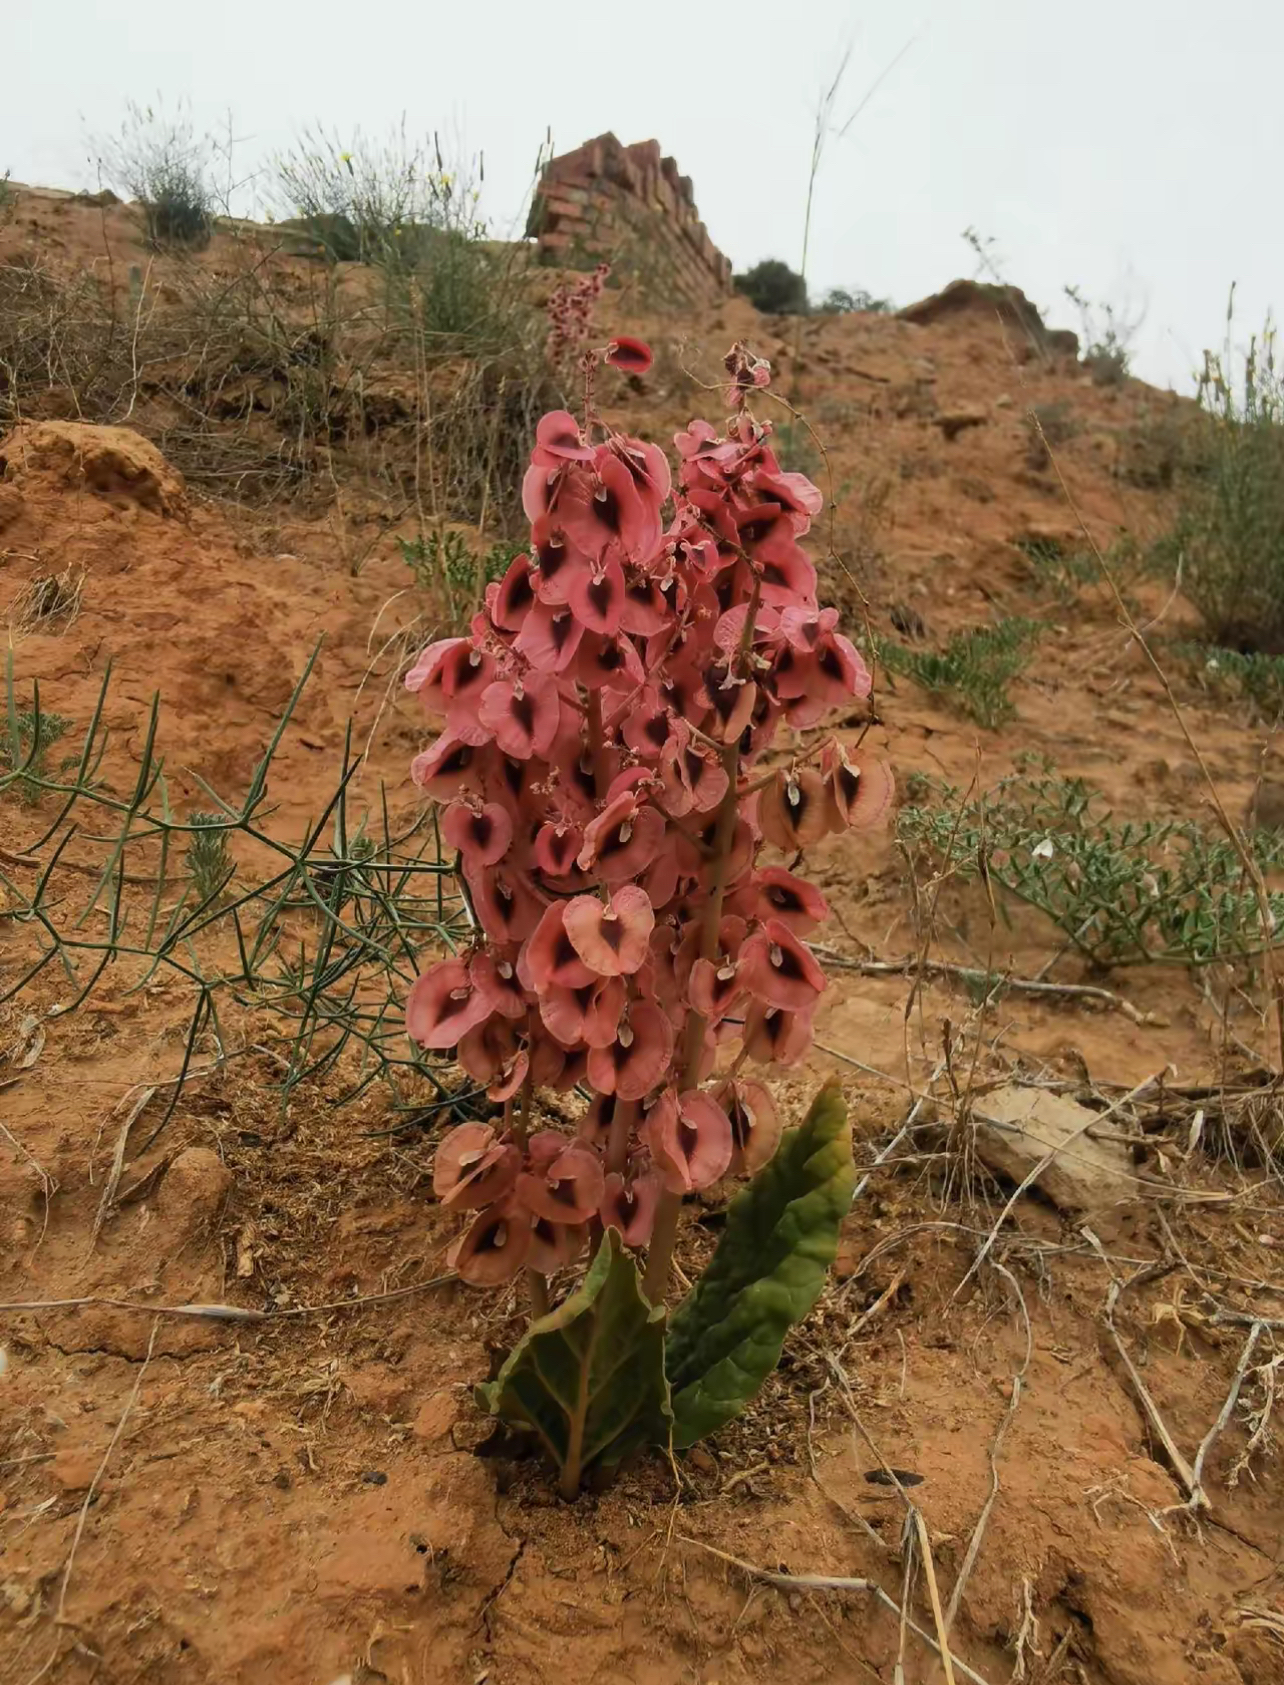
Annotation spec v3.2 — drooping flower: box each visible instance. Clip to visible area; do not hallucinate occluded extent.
[563,885,655,976]
[720,1080,782,1175]
[523,902,597,992]
[587,1001,674,1100]
[642,1089,733,1193]
[449,1198,531,1285]
[739,918,827,1012]
[517,1141,606,1225]
[599,1168,663,1247]
[406,958,493,1049]
[604,335,653,374]
[433,1122,521,1209]
[822,742,894,831]
[441,800,513,867]
[758,767,832,851]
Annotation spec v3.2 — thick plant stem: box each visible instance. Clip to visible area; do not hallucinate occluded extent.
[513,1070,549,1320]
[643,739,741,1303]
[528,1271,550,1318]
[606,1098,637,1178]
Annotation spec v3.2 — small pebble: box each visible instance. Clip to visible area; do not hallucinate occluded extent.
[361,1470,388,1486]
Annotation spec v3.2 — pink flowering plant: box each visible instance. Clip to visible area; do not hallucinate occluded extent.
[406,334,889,1492]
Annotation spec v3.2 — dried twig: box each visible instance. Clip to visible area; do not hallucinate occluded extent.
[0,1118,57,1253]
[953,1071,1162,1301]
[23,1321,160,1684]
[815,947,1153,1026]
[675,1535,994,1685]
[945,1258,1032,1632]
[0,1273,455,1323]
[1188,1320,1266,1505]
[1103,1273,1200,1499]
[85,1086,156,1259]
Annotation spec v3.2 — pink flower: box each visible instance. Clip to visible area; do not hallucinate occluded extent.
[433,1122,521,1210]
[449,1198,531,1285]
[739,918,826,1012]
[743,1000,815,1066]
[478,675,560,760]
[539,975,625,1049]
[823,743,894,830]
[721,1080,782,1175]
[441,800,512,867]
[406,958,493,1048]
[532,820,584,877]
[604,335,653,374]
[523,902,597,991]
[574,630,647,691]
[517,1141,606,1225]
[567,554,626,635]
[587,1001,673,1100]
[469,951,528,1019]
[563,885,655,976]
[464,861,542,945]
[752,866,829,934]
[758,767,831,851]
[642,1089,733,1193]
[515,600,586,673]
[599,1168,663,1246]
[578,794,665,882]
[533,409,593,465]
[411,732,483,800]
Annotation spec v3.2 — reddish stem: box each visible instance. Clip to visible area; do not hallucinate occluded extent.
[643,737,741,1303]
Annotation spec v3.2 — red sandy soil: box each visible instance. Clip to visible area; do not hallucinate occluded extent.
[1,186,1281,1685]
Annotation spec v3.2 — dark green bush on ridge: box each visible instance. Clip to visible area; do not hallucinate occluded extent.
[734,258,808,316]
[1153,314,1284,653]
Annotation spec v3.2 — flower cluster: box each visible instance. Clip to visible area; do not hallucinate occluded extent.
[407,340,890,1288]
[546,263,610,373]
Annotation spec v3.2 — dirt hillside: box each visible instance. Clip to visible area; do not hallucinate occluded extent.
[1,185,1281,1685]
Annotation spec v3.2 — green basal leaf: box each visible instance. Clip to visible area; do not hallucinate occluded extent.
[475,1229,671,1498]
[666,1081,855,1449]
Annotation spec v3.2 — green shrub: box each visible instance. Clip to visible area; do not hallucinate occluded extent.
[1174,642,1284,721]
[1153,316,1284,652]
[1,698,72,806]
[1012,536,1096,604]
[399,529,518,628]
[900,760,1284,968]
[817,285,892,314]
[734,258,808,316]
[273,123,480,268]
[96,102,214,250]
[184,812,235,906]
[876,617,1042,728]
[1064,284,1135,385]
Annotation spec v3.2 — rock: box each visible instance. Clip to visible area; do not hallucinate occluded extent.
[898,280,1079,361]
[411,1391,460,1443]
[51,1447,100,1491]
[972,1084,1132,1214]
[933,409,989,441]
[0,421,187,518]
[343,1363,412,1417]
[154,1148,232,1235]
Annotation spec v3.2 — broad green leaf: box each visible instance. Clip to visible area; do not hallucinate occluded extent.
[666,1081,855,1449]
[475,1229,671,1497]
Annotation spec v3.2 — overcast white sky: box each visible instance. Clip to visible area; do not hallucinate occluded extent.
[5,0,1280,393]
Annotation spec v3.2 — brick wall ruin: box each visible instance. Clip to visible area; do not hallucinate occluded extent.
[527,134,732,307]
